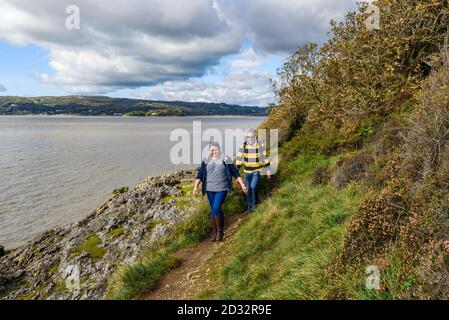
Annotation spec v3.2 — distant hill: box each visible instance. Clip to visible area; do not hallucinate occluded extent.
[0,96,268,116]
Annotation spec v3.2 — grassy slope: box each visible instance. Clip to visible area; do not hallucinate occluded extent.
[196,154,365,299]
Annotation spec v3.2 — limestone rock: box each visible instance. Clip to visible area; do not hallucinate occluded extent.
[0,170,197,300]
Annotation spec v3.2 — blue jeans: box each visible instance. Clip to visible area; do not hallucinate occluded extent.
[244,171,260,210]
[207,191,228,217]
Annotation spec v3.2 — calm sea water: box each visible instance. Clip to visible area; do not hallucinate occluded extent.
[0,115,264,249]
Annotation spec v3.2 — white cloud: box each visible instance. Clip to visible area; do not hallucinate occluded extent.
[138,71,274,106]
[227,48,265,69]
[0,84,6,92]
[0,0,354,100]
[0,0,242,93]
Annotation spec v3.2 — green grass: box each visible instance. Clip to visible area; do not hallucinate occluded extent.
[333,246,417,300]
[147,219,170,232]
[107,227,124,238]
[70,234,107,262]
[196,154,365,299]
[113,186,129,197]
[111,247,179,300]
[160,194,175,203]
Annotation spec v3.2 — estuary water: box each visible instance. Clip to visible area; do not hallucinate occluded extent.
[0,115,264,249]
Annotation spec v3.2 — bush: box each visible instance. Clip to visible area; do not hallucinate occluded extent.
[331,152,371,190]
[332,50,449,299]
[342,180,411,263]
[312,164,331,185]
[403,49,449,183]
[403,157,449,298]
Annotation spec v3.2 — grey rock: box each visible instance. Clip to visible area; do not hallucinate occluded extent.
[12,270,25,279]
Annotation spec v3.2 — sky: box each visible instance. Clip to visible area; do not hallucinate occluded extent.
[0,0,356,106]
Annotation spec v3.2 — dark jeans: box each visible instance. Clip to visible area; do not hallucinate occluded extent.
[244,171,260,210]
[207,191,228,217]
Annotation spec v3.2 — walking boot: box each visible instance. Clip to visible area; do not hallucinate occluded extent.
[210,215,217,242]
[215,214,224,241]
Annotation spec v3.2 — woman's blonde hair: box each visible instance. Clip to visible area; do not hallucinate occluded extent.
[209,141,221,151]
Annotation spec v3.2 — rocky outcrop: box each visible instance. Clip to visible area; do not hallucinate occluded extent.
[0,170,197,300]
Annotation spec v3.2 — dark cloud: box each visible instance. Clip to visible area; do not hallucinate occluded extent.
[0,84,6,92]
[216,0,357,53]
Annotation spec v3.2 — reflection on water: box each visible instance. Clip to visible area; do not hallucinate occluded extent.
[0,115,264,249]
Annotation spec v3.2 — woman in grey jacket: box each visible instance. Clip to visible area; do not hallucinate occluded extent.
[193,142,247,242]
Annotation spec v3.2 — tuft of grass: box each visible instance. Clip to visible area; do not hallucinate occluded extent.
[335,246,417,300]
[160,194,175,203]
[147,219,170,232]
[113,186,129,197]
[111,247,179,300]
[107,227,124,238]
[311,163,332,186]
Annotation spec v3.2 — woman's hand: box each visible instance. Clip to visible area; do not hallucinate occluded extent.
[236,177,247,194]
[266,170,272,180]
[193,179,201,197]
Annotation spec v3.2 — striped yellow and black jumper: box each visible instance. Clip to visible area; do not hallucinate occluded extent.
[235,140,270,213]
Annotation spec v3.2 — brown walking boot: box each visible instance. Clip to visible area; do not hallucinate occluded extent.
[210,215,217,242]
[215,215,224,242]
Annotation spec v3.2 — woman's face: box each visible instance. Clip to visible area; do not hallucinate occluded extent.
[209,146,220,158]
[247,132,256,144]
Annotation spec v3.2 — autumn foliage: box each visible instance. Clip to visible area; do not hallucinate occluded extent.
[264,0,449,146]
[263,0,449,299]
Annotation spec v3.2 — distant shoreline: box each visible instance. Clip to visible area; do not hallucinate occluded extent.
[0,114,266,118]
[0,96,268,117]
